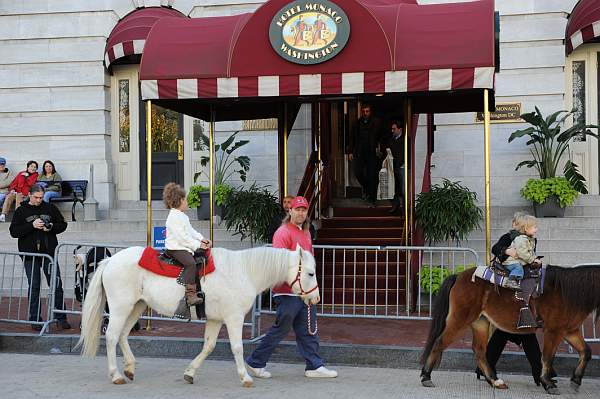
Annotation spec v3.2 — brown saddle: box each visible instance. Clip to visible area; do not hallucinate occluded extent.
[489,259,545,329]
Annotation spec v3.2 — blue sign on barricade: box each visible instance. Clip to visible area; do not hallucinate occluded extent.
[153,226,166,249]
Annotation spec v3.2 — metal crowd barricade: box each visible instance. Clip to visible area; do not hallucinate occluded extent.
[0,250,56,335]
[260,245,479,320]
[51,242,259,338]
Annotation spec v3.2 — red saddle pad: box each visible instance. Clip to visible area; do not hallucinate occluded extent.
[138,247,215,278]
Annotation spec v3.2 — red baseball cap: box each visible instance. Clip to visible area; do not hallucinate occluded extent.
[290,196,309,209]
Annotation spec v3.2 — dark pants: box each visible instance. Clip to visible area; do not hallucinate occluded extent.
[392,159,404,206]
[353,147,380,202]
[246,296,324,371]
[485,330,542,384]
[23,256,66,322]
[165,249,196,284]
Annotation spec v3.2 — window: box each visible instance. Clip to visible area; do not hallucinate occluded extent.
[151,104,179,152]
[193,119,207,151]
[118,80,130,152]
[572,60,586,141]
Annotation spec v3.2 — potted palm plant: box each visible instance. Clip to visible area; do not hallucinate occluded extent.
[192,130,251,219]
[509,107,598,217]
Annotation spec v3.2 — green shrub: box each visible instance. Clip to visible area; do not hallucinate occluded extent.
[215,183,233,207]
[414,179,482,245]
[187,185,208,208]
[419,264,472,295]
[520,177,579,208]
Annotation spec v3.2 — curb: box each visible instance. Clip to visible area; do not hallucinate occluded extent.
[1,333,599,378]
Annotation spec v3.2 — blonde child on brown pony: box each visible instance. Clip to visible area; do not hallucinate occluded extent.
[502,214,542,290]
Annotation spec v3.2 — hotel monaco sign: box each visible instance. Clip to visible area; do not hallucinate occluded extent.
[269,1,351,65]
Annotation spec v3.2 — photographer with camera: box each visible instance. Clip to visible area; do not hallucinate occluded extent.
[9,184,70,330]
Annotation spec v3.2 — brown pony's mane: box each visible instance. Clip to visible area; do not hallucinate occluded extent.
[545,265,600,317]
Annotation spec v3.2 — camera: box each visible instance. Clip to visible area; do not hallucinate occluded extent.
[40,215,53,230]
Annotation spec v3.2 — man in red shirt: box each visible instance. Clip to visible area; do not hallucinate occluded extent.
[246,196,337,379]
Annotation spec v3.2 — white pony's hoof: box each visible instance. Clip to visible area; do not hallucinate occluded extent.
[124,370,134,381]
[493,379,508,389]
[112,377,127,385]
[242,377,254,388]
[184,374,194,384]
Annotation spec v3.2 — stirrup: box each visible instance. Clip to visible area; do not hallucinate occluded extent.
[174,298,191,321]
[517,306,537,329]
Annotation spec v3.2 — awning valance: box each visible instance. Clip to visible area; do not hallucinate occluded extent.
[139,0,496,101]
[104,6,185,69]
[566,0,600,55]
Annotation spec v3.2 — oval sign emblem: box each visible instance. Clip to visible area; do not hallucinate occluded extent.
[269,0,350,65]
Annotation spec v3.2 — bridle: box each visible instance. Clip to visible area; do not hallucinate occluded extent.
[289,256,319,296]
[289,255,319,335]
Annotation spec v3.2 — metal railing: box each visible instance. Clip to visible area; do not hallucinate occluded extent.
[0,250,56,335]
[51,242,259,338]
[261,245,479,320]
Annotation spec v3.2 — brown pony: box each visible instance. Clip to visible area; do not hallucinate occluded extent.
[420,265,600,395]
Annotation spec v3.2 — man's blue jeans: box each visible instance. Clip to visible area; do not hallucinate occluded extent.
[246,295,324,371]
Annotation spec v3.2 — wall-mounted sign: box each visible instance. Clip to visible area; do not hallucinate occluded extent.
[243,119,278,131]
[269,0,350,65]
[475,102,523,123]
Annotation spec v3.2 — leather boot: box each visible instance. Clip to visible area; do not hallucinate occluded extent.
[186,284,203,306]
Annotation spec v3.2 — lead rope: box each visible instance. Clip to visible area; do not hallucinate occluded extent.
[307,304,318,336]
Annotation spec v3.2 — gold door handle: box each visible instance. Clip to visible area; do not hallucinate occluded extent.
[177,139,184,160]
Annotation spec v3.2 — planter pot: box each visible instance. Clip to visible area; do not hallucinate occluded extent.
[419,292,437,306]
[196,191,210,220]
[215,204,225,220]
[533,196,565,218]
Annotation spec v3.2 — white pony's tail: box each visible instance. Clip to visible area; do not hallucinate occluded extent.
[74,259,108,357]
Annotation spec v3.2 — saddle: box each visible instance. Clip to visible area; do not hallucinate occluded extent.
[474,259,546,329]
[159,249,209,320]
[159,249,209,285]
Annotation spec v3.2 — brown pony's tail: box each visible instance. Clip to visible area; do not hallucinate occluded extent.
[420,273,458,365]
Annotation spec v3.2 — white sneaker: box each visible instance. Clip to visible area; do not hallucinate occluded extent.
[0,214,5,222]
[246,364,272,379]
[305,366,338,378]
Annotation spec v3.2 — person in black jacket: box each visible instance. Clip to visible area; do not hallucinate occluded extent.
[386,121,405,214]
[477,212,555,386]
[9,184,70,331]
[348,104,384,206]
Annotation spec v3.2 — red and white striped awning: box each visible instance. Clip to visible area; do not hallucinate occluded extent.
[104,6,185,69]
[141,67,495,100]
[139,0,496,102]
[566,0,600,55]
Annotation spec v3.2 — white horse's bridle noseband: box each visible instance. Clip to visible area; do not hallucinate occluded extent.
[290,257,319,296]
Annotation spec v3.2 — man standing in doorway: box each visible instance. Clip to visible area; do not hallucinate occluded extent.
[387,121,405,214]
[348,104,384,206]
[246,196,337,379]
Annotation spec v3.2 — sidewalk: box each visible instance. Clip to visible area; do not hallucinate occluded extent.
[1,353,599,399]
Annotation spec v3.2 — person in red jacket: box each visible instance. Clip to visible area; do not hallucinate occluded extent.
[245,196,337,379]
[1,160,38,221]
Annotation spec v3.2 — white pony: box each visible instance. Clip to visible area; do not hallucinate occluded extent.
[75,245,319,386]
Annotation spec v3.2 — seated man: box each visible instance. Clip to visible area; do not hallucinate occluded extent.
[0,157,13,221]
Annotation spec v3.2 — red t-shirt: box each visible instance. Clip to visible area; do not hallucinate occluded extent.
[271,222,313,295]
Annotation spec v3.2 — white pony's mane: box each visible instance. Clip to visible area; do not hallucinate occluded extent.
[211,246,298,291]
